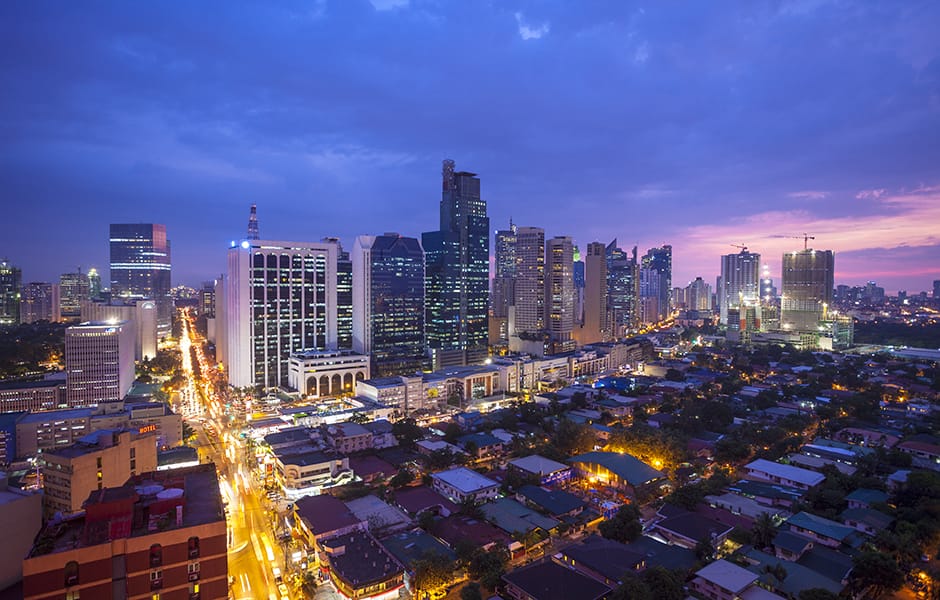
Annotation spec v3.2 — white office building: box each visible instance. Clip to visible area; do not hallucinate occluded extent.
[65,321,135,407]
[288,349,370,398]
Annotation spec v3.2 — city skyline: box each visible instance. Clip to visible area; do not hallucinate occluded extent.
[1,2,938,293]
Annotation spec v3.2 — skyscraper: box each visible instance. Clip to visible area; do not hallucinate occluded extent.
[781,248,834,332]
[0,259,21,326]
[352,234,426,376]
[573,246,585,325]
[642,245,672,320]
[639,267,662,324]
[109,224,172,337]
[323,237,353,350]
[606,241,638,336]
[87,267,102,300]
[686,277,712,312]
[492,220,518,320]
[59,269,90,322]
[934,280,940,300]
[545,236,575,352]
[20,282,59,324]
[247,203,260,240]
[65,321,135,406]
[223,239,340,388]
[578,241,608,344]
[719,249,761,326]
[511,227,545,338]
[422,160,489,370]
[760,263,777,302]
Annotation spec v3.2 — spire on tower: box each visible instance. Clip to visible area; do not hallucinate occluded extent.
[247,204,260,240]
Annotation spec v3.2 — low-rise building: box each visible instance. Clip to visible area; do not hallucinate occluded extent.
[653,510,734,550]
[568,451,665,496]
[516,485,585,519]
[0,476,43,591]
[325,422,373,454]
[288,350,371,398]
[274,449,354,499]
[320,530,404,600]
[0,379,65,414]
[294,494,366,553]
[785,511,861,548]
[430,467,499,504]
[41,429,159,518]
[743,459,825,490]
[456,432,503,459]
[22,464,227,600]
[501,558,611,600]
[508,454,572,486]
[689,559,760,600]
[845,488,888,510]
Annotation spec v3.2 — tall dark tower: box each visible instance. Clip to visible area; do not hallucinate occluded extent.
[423,159,490,370]
[109,224,171,337]
[247,204,260,240]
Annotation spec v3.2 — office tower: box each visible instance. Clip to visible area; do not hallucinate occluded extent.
[247,203,260,240]
[0,259,22,326]
[492,220,518,319]
[573,246,585,325]
[223,239,339,388]
[672,287,687,310]
[331,238,354,350]
[352,234,426,376]
[642,245,672,318]
[59,269,90,321]
[40,430,158,518]
[199,281,215,318]
[87,267,102,300]
[422,160,489,370]
[80,299,158,360]
[512,227,546,337]
[545,236,575,352]
[780,248,835,332]
[686,277,712,312]
[933,280,939,300]
[606,241,638,336]
[579,241,608,344]
[23,464,227,600]
[719,249,761,326]
[65,321,135,406]
[760,264,777,302]
[639,268,662,324]
[20,282,58,324]
[109,224,172,337]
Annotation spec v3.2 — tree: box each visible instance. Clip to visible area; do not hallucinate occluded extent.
[664,368,685,382]
[640,567,685,600]
[752,512,777,550]
[391,418,424,447]
[609,575,652,600]
[412,551,456,594]
[694,537,715,562]
[468,547,509,590]
[349,412,369,424]
[460,582,483,600]
[551,419,596,456]
[598,504,642,544]
[389,468,414,489]
[850,550,905,597]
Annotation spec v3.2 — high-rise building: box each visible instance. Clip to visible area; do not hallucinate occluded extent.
[545,236,575,352]
[578,241,608,344]
[23,464,227,600]
[686,277,712,312]
[781,248,834,332]
[352,234,426,376]
[331,238,354,351]
[492,220,518,320]
[247,203,260,240]
[222,239,339,389]
[760,264,777,302]
[0,258,22,326]
[511,227,545,337]
[199,281,215,318]
[109,224,172,337]
[422,160,489,370]
[642,245,672,319]
[65,321,136,406]
[80,299,158,360]
[573,246,585,326]
[20,282,59,324]
[87,267,102,300]
[719,249,761,326]
[59,269,90,321]
[934,280,940,300]
[639,268,662,324]
[606,241,638,336]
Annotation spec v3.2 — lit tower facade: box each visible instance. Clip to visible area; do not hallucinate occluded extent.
[580,241,608,343]
[781,248,834,332]
[719,249,761,326]
[642,245,672,319]
[492,220,518,320]
[352,234,426,376]
[21,282,58,324]
[59,269,90,322]
[0,258,22,326]
[109,224,172,337]
[545,236,575,352]
[247,204,260,240]
[422,160,489,370]
[511,227,545,338]
[223,239,340,388]
[606,241,638,336]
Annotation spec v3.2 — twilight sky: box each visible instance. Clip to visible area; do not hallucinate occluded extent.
[2,1,939,293]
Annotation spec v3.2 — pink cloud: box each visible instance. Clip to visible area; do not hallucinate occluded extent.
[855,188,886,200]
[787,190,829,200]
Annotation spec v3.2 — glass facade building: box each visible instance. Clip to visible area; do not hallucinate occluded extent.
[109,224,172,336]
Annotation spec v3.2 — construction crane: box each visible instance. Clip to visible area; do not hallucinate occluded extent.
[786,233,815,250]
[730,243,749,252]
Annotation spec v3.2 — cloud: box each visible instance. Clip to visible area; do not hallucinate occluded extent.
[855,188,886,200]
[370,0,409,11]
[514,12,550,40]
[787,190,829,200]
[633,41,650,64]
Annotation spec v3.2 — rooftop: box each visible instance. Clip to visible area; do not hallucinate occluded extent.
[502,559,611,600]
[0,378,61,391]
[18,407,92,424]
[844,488,889,505]
[509,454,570,476]
[379,529,455,569]
[431,514,510,549]
[481,497,559,535]
[560,536,645,582]
[655,511,733,544]
[727,480,806,502]
[694,559,758,594]
[568,451,664,486]
[345,495,412,534]
[745,458,826,487]
[328,421,371,438]
[274,449,336,467]
[431,467,498,494]
[323,530,402,588]
[263,427,314,447]
[773,530,813,555]
[787,511,856,542]
[295,494,363,536]
[392,486,459,516]
[517,485,584,517]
